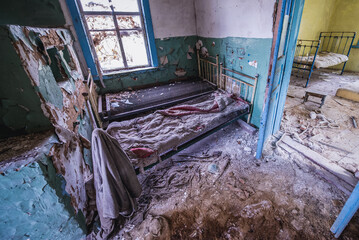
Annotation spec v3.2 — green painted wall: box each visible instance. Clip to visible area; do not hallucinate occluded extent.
[328,0,359,72]
[0,0,65,27]
[199,37,273,127]
[0,27,52,138]
[100,36,198,93]
[298,0,337,40]
[0,158,85,240]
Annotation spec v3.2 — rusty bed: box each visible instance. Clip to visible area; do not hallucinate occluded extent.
[84,51,258,171]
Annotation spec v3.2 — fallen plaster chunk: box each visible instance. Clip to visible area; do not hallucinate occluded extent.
[160,56,168,66]
[309,111,317,119]
[244,146,251,153]
[174,69,186,77]
[248,60,258,68]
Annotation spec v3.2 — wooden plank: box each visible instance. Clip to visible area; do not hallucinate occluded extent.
[282,135,357,187]
[279,141,353,195]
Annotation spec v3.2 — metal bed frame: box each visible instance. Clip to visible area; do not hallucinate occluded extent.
[85,51,258,171]
[292,31,356,87]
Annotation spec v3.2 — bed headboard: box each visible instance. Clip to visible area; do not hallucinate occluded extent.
[197,50,258,122]
[83,69,103,128]
[319,32,356,56]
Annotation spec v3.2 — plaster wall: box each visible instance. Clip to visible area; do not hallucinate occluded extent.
[149,0,197,39]
[194,0,276,127]
[0,27,52,138]
[0,0,65,27]
[195,0,275,39]
[327,0,359,72]
[297,0,336,40]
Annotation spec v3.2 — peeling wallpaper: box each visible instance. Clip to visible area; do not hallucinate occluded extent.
[8,26,95,226]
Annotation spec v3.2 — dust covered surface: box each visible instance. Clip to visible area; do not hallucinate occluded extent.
[105,123,359,239]
[282,69,359,179]
[107,91,249,169]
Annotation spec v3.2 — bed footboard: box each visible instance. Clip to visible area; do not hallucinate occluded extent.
[292,39,320,88]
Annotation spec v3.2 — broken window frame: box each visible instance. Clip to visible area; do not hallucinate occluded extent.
[76,0,153,73]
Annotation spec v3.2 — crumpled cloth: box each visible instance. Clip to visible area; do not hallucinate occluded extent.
[92,129,142,239]
[156,94,234,116]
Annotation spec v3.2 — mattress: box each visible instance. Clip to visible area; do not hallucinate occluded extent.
[104,80,216,120]
[293,52,348,69]
[106,90,249,169]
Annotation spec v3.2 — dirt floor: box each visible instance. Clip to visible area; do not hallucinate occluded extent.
[103,121,359,239]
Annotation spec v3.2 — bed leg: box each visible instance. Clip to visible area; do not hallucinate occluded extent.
[341,62,347,75]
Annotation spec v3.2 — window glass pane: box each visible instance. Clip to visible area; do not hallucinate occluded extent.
[111,0,139,12]
[79,0,111,11]
[121,31,148,67]
[90,31,124,70]
[85,15,115,30]
[116,16,141,29]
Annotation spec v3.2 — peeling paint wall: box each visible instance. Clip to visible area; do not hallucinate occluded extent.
[101,36,198,93]
[8,26,94,226]
[100,0,199,93]
[0,158,85,239]
[198,37,273,127]
[0,27,52,138]
[194,0,276,127]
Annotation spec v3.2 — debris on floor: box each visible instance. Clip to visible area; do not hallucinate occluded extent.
[93,123,359,239]
[278,69,359,185]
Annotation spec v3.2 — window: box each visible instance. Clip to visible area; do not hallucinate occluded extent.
[73,0,156,74]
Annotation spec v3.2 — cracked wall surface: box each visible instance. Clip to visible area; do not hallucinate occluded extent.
[8,25,95,226]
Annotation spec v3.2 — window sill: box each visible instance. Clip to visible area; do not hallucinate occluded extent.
[101,66,159,78]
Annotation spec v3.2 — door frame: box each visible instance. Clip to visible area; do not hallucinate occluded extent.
[256,0,305,159]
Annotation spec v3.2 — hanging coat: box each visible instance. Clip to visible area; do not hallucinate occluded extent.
[91,128,142,239]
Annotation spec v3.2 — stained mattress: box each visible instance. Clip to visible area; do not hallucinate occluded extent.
[106,90,249,169]
[293,52,348,69]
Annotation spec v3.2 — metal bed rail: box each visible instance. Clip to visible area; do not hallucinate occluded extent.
[197,50,258,123]
[292,39,320,87]
[319,32,356,74]
[197,50,219,86]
